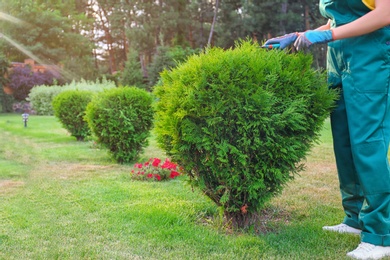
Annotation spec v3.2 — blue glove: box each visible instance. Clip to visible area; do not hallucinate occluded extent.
[294,30,333,50]
[262,32,299,49]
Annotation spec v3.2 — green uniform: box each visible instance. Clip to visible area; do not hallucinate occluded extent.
[320,0,390,246]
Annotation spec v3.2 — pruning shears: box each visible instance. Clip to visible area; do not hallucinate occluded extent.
[261,44,280,49]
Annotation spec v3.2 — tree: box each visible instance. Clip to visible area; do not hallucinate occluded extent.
[147,45,199,88]
[120,48,145,89]
[92,0,122,74]
[0,0,96,81]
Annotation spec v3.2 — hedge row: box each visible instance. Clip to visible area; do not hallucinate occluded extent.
[28,78,116,115]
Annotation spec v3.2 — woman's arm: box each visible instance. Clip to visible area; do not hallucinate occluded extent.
[294,0,390,49]
[332,0,390,40]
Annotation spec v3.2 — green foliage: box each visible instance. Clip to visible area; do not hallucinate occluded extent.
[28,78,116,115]
[0,54,9,86]
[120,48,146,89]
[63,78,116,91]
[0,90,14,113]
[148,45,199,88]
[0,54,13,113]
[154,40,337,228]
[62,55,99,81]
[52,90,93,141]
[85,87,154,163]
[1,1,94,71]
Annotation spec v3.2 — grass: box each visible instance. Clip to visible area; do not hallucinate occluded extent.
[0,114,364,259]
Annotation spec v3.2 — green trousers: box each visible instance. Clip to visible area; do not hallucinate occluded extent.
[328,26,390,246]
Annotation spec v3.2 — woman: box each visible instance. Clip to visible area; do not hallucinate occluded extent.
[263,0,390,259]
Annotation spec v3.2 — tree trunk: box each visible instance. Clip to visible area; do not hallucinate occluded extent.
[96,3,117,74]
[139,53,148,79]
[207,0,220,46]
[224,211,257,230]
[304,4,310,30]
[279,3,288,35]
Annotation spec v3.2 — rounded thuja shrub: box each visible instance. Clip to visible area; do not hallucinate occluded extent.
[85,87,154,163]
[154,40,337,229]
[52,90,93,141]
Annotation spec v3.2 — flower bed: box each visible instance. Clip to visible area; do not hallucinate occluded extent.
[131,158,181,181]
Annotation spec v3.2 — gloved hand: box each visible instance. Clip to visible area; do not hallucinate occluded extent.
[294,30,333,50]
[262,32,299,49]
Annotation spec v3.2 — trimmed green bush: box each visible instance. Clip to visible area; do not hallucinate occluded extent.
[154,40,337,229]
[52,90,93,141]
[85,87,154,163]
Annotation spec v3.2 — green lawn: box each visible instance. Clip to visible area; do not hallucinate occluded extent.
[0,114,360,259]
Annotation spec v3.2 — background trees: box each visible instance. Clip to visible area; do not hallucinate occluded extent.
[0,0,96,81]
[0,0,327,87]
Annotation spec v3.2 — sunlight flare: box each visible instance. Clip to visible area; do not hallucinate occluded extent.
[0,11,24,24]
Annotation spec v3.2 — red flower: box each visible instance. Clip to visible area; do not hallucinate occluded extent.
[152,158,161,167]
[161,159,177,170]
[131,158,181,182]
[134,163,143,168]
[170,171,180,179]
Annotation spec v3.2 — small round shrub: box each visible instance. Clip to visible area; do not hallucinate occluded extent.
[52,90,93,141]
[85,87,154,163]
[153,40,337,229]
